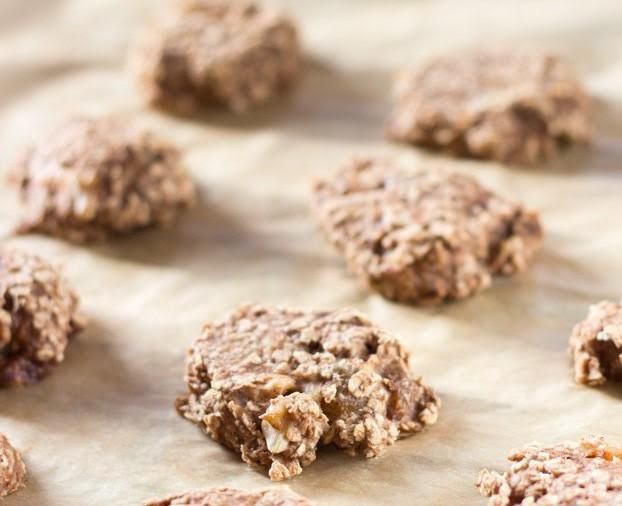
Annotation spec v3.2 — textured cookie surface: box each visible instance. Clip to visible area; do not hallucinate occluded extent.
[477,437,622,505]
[386,49,591,163]
[144,487,311,506]
[0,249,84,386]
[311,157,543,304]
[0,434,26,498]
[570,300,622,386]
[11,116,196,242]
[176,304,439,480]
[131,0,301,114]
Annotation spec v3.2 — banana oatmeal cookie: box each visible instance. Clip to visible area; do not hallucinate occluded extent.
[144,487,311,506]
[477,437,622,505]
[386,49,591,164]
[0,434,26,498]
[570,300,622,386]
[0,249,84,386]
[311,157,543,304]
[176,304,439,481]
[10,116,196,242]
[130,0,301,114]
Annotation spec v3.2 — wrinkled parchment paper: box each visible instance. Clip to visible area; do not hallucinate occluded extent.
[1,1,622,504]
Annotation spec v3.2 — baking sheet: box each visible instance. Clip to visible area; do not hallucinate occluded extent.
[1,1,622,504]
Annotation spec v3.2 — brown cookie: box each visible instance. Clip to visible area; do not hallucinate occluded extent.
[311,157,543,305]
[477,437,622,505]
[0,249,84,386]
[10,116,196,243]
[0,434,26,498]
[130,0,301,114]
[386,49,591,164]
[176,304,439,480]
[144,487,311,506]
[570,300,622,386]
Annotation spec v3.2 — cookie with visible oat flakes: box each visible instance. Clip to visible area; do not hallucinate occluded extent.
[130,0,301,114]
[570,300,622,386]
[477,437,622,505]
[176,304,439,480]
[10,116,196,243]
[386,49,591,164]
[0,433,26,498]
[0,249,84,386]
[311,157,543,305]
[144,487,311,506]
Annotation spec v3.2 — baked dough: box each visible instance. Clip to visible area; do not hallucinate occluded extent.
[311,157,543,304]
[0,249,84,386]
[176,304,439,480]
[386,49,591,164]
[478,437,622,505]
[144,487,311,506]
[570,300,622,386]
[0,434,26,498]
[130,0,301,114]
[11,116,196,242]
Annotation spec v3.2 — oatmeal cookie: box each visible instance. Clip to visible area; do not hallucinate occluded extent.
[10,116,196,242]
[477,437,622,505]
[311,157,543,304]
[570,300,622,386]
[0,434,26,498]
[386,49,591,164]
[176,304,439,480]
[144,487,311,505]
[0,249,84,386]
[130,0,301,114]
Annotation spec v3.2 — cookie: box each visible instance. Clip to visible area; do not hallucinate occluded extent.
[130,0,301,114]
[10,116,196,243]
[0,434,26,498]
[311,157,543,304]
[570,300,622,386]
[176,304,439,480]
[477,437,622,505]
[386,49,591,164]
[0,249,84,386]
[144,487,311,506]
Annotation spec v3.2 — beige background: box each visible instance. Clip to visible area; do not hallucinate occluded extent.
[1,1,622,504]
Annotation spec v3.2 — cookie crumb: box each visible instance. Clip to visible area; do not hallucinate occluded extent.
[0,249,84,386]
[477,437,622,505]
[311,157,543,304]
[11,116,196,242]
[386,49,591,164]
[130,0,301,114]
[0,434,26,498]
[570,300,622,386]
[144,487,311,506]
[176,304,439,480]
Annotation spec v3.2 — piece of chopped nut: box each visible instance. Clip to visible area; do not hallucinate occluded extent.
[176,304,439,480]
[570,300,622,386]
[144,486,311,506]
[386,49,591,164]
[0,249,84,386]
[0,434,26,498]
[10,116,196,243]
[311,157,543,304]
[130,0,301,114]
[261,392,328,480]
[477,437,622,505]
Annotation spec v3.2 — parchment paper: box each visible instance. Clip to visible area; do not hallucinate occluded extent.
[1,1,622,504]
